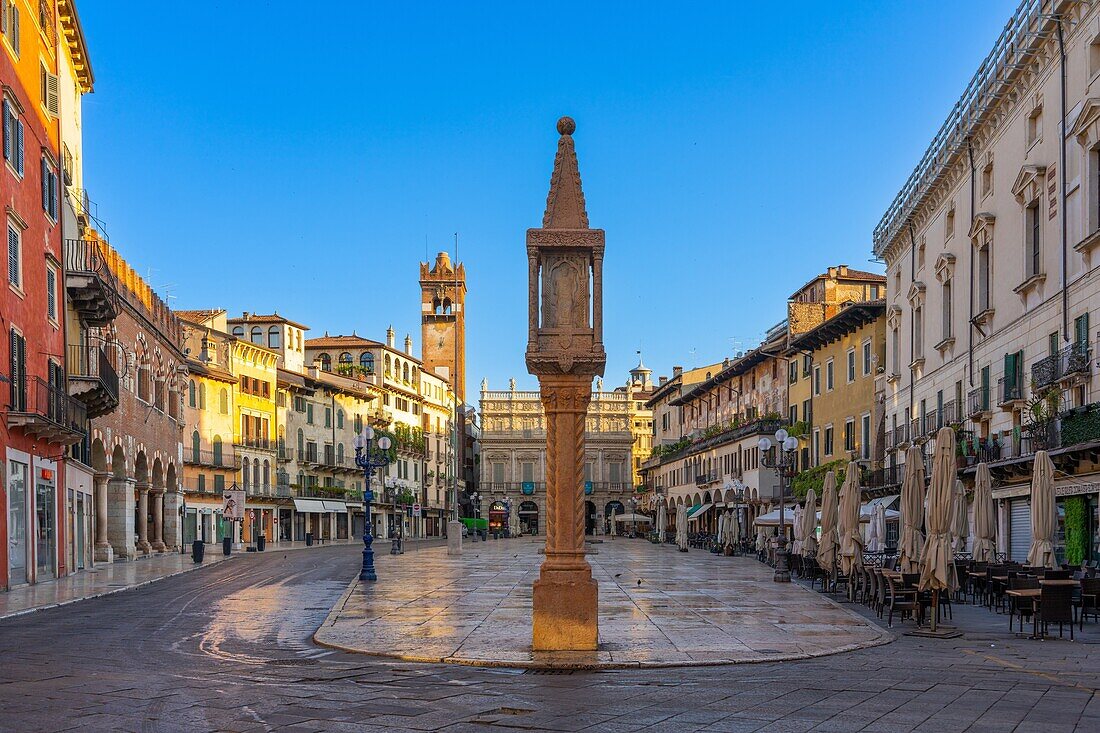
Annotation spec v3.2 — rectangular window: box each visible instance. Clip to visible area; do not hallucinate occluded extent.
[39,65,58,117]
[45,263,56,321]
[824,426,834,457]
[324,407,331,428]
[826,359,834,391]
[491,462,504,484]
[1074,313,1090,347]
[306,403,314,425]
[1026,201,1041,278]
[802,399,810,424]
[844,419,855,453]
[813,365,821,396]
[7,220,20,288]
[40,156,57,219]
[846,349,855,383]
[862,340,872,376]
[2,2,18,56]
[2,98,23,175]
[942,279,952,340]
[9,327,25,411]
[978,245,991,312]
[861,414,871,460]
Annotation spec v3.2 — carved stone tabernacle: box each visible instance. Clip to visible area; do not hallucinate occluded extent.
[526,117,606,652]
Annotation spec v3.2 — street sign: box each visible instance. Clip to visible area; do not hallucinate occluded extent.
[412,503,421,517]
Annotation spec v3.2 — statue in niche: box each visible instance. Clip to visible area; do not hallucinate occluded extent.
[541,256,588,329]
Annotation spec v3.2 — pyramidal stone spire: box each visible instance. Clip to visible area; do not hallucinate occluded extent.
[541,117,589,230]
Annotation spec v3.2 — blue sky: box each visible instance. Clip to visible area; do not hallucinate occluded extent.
[80,1,1015,399]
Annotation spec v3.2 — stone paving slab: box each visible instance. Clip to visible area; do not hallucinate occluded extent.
[314,538,893,668]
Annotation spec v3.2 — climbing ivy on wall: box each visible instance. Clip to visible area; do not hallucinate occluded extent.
[1063,495,1088,567]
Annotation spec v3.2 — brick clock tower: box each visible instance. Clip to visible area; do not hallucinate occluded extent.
[420,252,467,404]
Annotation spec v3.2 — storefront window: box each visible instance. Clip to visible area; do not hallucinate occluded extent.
[36,476,56,580]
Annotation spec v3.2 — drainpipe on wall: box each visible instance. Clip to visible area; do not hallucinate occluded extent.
[967,139,976,387]
[1056,14,1070,343]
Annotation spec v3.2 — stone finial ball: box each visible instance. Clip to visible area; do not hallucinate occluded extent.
[557,116,576,136]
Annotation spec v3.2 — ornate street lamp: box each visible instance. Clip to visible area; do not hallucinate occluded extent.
[353,427,392,582]
[627,495,638,538]
[759,428,800,583]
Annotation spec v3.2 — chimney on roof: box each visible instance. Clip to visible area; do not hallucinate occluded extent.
[673,366,683,377]
[839,264,849,276]
[659,376,668,386]
[386,326,395,348]
[404,334,413,355]
[827,267,837,279]
[242,311,250,320]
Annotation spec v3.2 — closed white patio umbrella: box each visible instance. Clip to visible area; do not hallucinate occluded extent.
[838,461,864,578]
[972,463,996,562]
[899,445,926,574]
[816,471,840,576]
[952,479,969,554]
[657,501,667,544]
[801,488,818,558]
[675,504,689,552]
[1027,451,1057,569]
[919,427,958,632]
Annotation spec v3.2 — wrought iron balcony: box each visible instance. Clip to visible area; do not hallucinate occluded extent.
[185,445,239,469]
[66,344,119,419]
[1031,353,1059,388]
[924,411,939,436]
[234,436,275,452]
[64,239,120,327]
[942,399,958,426]
[967,386,990,417]
[7,376,87,445]
[893,422,910,447]
[1059,343,1091,381]
[909,417,923,443]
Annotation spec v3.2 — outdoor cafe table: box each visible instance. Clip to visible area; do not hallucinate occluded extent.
[1006,580,1080,638]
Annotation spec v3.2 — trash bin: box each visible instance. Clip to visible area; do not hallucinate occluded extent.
[222,536,231,556]
[257,534,266,552]
[191,539,205,563]
[305,532,313,547]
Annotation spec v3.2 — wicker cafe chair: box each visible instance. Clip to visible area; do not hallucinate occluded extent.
[1079,578,1100,630]
[874,569,888,618]
[885,575,920,627]
[1038,584,1076,640]
[1007,576,1039,633]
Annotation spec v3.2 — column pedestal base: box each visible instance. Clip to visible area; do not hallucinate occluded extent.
[94,543,114,564]
[532,571,598,651]
[447,520,463,556]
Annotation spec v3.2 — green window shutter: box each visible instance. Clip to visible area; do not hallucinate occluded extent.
[1074,313,1089,347]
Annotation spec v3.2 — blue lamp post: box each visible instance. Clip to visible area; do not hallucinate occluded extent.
[354,426,392,582]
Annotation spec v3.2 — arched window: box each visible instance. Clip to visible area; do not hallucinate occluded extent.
[137,363,151,402]
[191,431,200,462]
[198,382,206,409]
[212,435,223,465]
[403,363,410,383]
[242,459,250,487]
[337,443,344,464]
[339,352,352,365]
[267,326,281,349]
[253,458,260,488]
[359,352,374,373]
[442,298,452,314]
[232,326,245,338]
[219,387,228,414]
[385,354,391,377]
[250,326,263,344]
[337,410,344,429]
[297,428,304,455]
[318,353,332,371]
[188,380,196,408]
[262,460,270,488]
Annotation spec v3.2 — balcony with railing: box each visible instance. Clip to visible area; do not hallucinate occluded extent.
[942,399,958,426]
[967,386,990,417]
[998,375,1024,407]
[924,410,939,436]
[66,343,119,419]
[893,422,910,448]
[7,376,87,444]
[694,470,720,486]
[185,444,239,469]
[865,463,906,490]
[909,417,923,443]
[234,436,275,452]
[63,238,120,326]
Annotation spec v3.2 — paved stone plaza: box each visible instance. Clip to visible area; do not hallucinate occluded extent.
[316,538,889,667]
[1,542,1099,732]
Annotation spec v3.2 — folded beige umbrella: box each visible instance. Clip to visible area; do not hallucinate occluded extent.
[838,461,864,577]
[971,463,996,562]
[1027,451,1057,569]
[816,471,839,575]
[952,479,969,553]
[899,445,926,574]
[920,427,958,593]
[801,488,818,558]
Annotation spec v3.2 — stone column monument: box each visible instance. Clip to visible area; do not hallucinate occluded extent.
[526,117,605,651]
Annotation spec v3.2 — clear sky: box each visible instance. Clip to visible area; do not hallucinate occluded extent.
[80,1,1015,399]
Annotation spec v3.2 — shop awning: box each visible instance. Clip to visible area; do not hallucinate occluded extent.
[862,495,900,514]
[322,500,347,513]
[686,503,712,521]
[753,505,801,526]
[612,512,652,523]
[293,499,327,513]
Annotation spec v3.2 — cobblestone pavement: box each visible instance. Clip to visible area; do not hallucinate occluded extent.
[318,539,889,667]
[1,541,1098,732]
